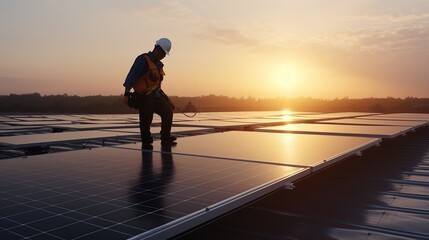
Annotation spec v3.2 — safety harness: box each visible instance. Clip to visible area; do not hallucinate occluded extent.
[133,54,164,95]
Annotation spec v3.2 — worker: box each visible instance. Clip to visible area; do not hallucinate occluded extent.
[122,38,176,149]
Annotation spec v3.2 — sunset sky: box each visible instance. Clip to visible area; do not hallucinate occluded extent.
[1,0,428,99]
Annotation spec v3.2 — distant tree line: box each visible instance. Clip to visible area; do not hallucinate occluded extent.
[1,93,429,114]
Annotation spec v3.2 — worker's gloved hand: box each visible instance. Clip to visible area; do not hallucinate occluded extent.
[126,92,141,109]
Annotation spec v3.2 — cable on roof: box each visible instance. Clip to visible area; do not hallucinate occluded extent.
[160,90,198,118]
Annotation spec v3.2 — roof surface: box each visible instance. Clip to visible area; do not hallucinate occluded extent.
[0,112,428,240]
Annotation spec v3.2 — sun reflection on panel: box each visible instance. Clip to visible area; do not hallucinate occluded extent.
[280,109,295,122]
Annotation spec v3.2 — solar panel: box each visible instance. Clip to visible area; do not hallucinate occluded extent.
[0,116,14,122]
[262,115,316,121]
[223,117,298,124]
[256,123,413,138]
[119,131,380,170]
[0,147,304,240]
[358,115,429,122]
[172,111,288,121]
[320,118,427,128]
[11,117,57,121]
[101,126,213,134]
[46,123,140,131]
[173,120,258,129]
[1,111,419,239]
[0,125,45,131]
[75,120,136,124]
[78,114,138,121]
[44,115,90,121]
[2,121,72,126]
[0,130,139,147]
[296,112,376,119]
[0,128,50,136]
[1,115,40,118]
[267,111,318,117]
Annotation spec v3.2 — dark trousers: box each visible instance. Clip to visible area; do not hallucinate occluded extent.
[138,95,173,145]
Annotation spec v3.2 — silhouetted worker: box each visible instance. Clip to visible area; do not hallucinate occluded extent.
[123,38,176,149]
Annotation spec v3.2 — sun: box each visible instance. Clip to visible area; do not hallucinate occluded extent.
[272,63,302,95]
[251,59,309,98]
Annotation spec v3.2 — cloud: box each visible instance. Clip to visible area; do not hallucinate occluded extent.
[348,13,429,22]
[326,25,428,54]
[130,0,198,22]
[197,24,258,46]
[338,12,429,52]
[304,12,429,55]
[195,9,429,57]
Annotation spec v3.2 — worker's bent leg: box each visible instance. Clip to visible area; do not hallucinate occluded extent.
[155,95,174,142]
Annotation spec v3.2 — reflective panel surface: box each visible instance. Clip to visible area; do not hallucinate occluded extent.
[75,120,135,124]
[296,112,375,119]
[46,123,140,131]
[223,117,299,124]
[372,113,429,120]
[258,123,412,138]
[2,112,423,239]
[2,121,72,126]
[0,147,302,240]
[0,130,139,147]
[173,120,256,128]
[101,126,213,134]
[321,118,427,127]
[125,131,380,167]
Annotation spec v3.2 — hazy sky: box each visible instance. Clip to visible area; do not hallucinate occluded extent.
[1,0,428,98]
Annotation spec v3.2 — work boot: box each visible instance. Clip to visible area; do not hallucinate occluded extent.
[141,143,153,151]
[161,136,177,146]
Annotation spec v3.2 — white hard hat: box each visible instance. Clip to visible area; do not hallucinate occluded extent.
[155,38,172,55]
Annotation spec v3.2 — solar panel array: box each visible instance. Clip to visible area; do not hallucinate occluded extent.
[1,111,429,240]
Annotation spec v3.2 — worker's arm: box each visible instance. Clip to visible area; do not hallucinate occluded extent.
[123,54,148,105]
